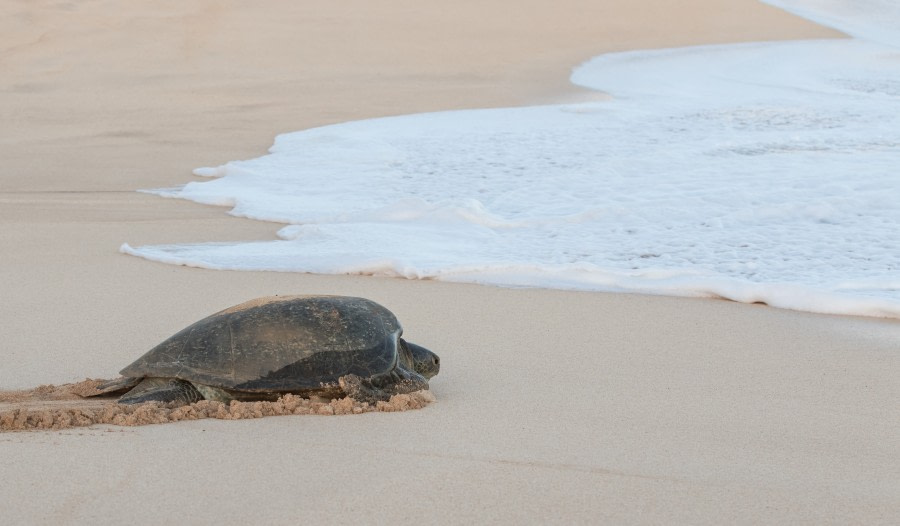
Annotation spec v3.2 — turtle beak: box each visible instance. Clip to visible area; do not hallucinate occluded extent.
[405,341,440,379]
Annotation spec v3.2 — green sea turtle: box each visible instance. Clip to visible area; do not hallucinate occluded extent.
[87,295,440,406]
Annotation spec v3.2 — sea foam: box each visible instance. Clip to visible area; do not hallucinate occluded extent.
[123,1,900,319]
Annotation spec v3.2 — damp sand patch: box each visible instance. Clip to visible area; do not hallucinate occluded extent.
[0,379,435,431]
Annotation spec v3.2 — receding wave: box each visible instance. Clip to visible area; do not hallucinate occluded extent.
[124,1,900,319]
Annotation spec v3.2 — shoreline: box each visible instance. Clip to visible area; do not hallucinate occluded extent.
[2,1,897,523]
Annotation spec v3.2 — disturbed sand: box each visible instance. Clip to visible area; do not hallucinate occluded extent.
[0,380,434,431]
[3,0,898,524]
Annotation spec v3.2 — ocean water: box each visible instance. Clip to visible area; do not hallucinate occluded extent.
[122,0,900,319]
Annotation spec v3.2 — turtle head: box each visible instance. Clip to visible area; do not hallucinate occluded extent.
[401,339,440,379]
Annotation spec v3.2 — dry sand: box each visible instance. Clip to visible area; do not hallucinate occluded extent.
[2,0,898,524]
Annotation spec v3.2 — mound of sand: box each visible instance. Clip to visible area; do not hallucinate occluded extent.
[0,379,435,431]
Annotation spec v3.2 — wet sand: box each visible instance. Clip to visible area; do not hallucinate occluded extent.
[2,0,898,524]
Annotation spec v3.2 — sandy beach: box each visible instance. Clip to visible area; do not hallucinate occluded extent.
[2,0,898,523]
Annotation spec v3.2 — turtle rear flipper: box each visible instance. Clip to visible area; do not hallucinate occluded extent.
[81,376,142,397]
[118,378,204,405]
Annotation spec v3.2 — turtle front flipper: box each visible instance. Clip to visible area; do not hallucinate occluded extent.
[118,378,204,406]
[339,369,429,404]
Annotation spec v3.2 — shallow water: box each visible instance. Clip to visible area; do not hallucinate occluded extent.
[123,0,900,318]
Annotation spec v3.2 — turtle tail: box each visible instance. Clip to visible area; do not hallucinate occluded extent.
[118,378,204,406]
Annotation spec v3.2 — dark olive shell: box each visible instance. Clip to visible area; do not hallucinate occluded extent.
[120,296,402,392]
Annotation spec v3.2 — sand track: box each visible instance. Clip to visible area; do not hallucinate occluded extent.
[0,379,434,431]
